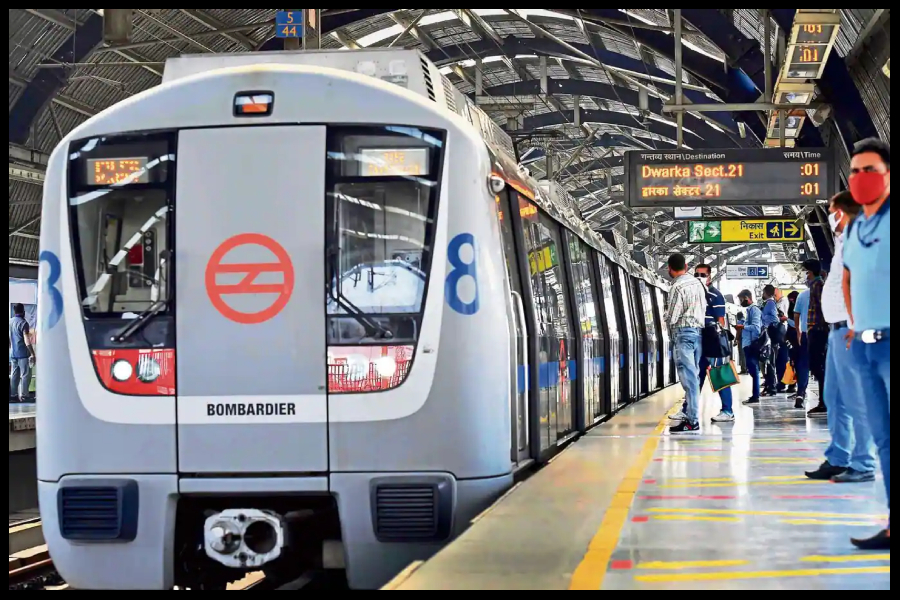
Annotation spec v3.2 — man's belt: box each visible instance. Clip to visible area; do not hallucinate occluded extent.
[830,321,849,331]
[856,329,889,344]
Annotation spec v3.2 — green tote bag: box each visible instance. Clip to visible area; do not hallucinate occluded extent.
[707,359,740,393]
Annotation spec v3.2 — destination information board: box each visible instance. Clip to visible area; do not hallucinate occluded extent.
[624,148,836,208]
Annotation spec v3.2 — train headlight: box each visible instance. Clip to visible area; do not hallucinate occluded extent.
[489,174,506,195]
[375,356,397,378]
[137,355,161,383]
[111,360,134,382]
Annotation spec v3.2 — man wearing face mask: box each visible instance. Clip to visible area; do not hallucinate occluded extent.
[805,192,876,485]
[802,259,828,417]
[842,138,890,551]
[737,290,764,405]
[669,264,735,423]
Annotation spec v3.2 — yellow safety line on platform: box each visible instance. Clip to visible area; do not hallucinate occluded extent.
[659,481,833,489]
[782,520,883,527]
[638,560,750,570]
[568,401,681,591]
[652,515,742,523]
[634,566,890,583]
[648,508,888,520]
[802,554,891,563]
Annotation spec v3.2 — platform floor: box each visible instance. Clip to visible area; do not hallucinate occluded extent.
[394,382,890,590]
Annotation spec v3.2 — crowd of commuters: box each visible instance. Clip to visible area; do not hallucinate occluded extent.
[662,136,890,552]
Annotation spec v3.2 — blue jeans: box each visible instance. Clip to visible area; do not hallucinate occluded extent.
[697,356,734,415]
[9,358,32,401]
[796,332,810,395]
[674,328,702,425]
[776,343,791,390]
[850,338,890,525]
[744,345,761,400]
[823,329,876,473]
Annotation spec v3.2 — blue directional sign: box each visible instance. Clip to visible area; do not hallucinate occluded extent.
[276,11,303,38]
[726,265,770,280]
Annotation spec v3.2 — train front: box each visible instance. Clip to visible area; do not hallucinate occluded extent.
[36,62,512,590]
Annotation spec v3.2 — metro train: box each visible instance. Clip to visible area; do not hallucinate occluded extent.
[36,49,675,590]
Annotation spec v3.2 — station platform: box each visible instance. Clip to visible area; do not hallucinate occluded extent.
[390,384,890,590]
[9,403,36,453]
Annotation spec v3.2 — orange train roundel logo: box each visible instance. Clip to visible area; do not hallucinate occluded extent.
[205,233,295,325]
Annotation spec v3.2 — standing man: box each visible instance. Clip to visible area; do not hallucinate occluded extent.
[695,264,735,423]
[792,288,811,409]
[760,285,781,397]
[774,288,792,393]
[805,192,876,484]
[9,303,35,404]
[664,254,707,433]
[738,290,764,405]
[843,138,890,551]
[803,260,829,417]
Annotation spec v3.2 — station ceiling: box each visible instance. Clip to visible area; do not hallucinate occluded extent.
[8,9,891,271]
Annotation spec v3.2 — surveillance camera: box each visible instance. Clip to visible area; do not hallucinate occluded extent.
[488,175,507,195]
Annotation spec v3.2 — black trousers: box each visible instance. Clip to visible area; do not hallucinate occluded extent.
[807,327,829,403]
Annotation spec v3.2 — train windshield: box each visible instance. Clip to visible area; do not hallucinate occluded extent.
[326,127,444,346]
[67,134,175,317]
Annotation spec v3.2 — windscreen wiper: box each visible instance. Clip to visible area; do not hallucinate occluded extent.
[111,300,168,344]
[327,246,394,341]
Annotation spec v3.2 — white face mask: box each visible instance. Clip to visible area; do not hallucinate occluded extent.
[828,210,844,233]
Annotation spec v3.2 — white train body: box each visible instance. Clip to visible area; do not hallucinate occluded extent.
[36,49,672,590]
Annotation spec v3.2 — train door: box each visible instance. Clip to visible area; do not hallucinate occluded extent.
[631,279,650,397]
[496,191,530,466]
[615,267,638,402]
[600,258,626,410]
[175,126,328,474]
[565,234,609,426]
[639,281,660,393]
[662,290,678,385]
[652,287,670,389]
[517,198,577,450]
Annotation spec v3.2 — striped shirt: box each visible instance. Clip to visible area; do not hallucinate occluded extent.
[665,274,707,330]
[807,276,826,330]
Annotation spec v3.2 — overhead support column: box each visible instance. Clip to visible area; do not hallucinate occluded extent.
[673,9,684,149]
[303,9,321,50]
[102,8,133,44]
[764,10,773,102]
[475,59,483,96]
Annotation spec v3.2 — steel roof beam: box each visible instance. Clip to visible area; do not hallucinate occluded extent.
[477,78,741,146]
[179,9,257,51]
[25,9,80,30]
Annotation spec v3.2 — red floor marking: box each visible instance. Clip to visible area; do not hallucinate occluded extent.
[609,560,634,571]
[773,495,869,500]
[632,516,650,523]
[639,496,737,501]
[644,479,657,485]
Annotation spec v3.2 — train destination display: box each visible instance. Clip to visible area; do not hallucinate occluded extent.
[624,148,835,208]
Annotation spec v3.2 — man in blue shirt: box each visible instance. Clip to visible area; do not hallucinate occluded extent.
[738,290,764,405]
[9,303,35,403]
[669,264,734,422]
[760,286,780,397]
[792,289,811,409]
[843,138,890,551]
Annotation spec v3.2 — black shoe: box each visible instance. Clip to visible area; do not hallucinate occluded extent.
[670,421,700,433]
[786,385,797,394]
[743,397,761,406]
[851,530,890,551]
[776,387,788,394]
[807,404,828,417]
[795,398,806,410]
[806,461,847,480]
[761,389,777,398]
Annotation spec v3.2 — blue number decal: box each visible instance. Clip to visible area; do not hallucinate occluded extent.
[39,251,64,330]
[445,233,480,315]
